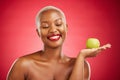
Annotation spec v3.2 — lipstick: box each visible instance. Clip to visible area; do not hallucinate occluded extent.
[47,34,61,41]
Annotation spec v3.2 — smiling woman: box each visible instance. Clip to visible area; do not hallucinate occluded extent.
[36,7,67,48]
[6,6,111,80]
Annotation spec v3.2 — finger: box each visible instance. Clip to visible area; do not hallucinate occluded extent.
[104,43,111,48]
[98,47,105,51]
[99,43,111,50]
[92,44,111,56]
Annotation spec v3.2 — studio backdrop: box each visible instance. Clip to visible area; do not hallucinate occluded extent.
[0,0,119,80]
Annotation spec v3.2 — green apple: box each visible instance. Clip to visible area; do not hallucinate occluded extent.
[86,38,100,48]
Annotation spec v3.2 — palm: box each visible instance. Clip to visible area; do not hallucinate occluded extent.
[80,44,111,58]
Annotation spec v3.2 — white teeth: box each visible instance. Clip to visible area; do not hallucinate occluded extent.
[49,36,59,39]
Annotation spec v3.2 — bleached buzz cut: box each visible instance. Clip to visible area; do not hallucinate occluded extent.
[35,6,67,32]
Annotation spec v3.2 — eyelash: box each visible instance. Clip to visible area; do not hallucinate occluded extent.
[41,23,62,29]
[56,24,62,26]
[42,26,49,29]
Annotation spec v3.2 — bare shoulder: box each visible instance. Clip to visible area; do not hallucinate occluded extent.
[16,50,42,65]
[9,51,41,71]
[7,51,41,80]
[64,56,76,65]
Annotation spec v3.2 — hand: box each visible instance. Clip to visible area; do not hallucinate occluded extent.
[79,44,111,58]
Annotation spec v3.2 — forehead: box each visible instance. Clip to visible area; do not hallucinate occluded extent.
[40,9,63,22]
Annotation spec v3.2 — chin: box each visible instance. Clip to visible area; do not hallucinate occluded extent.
[47,42,63,49]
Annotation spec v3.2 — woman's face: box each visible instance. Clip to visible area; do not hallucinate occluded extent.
[38,9,67,48]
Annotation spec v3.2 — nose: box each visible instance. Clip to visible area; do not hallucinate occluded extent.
[49,25,57,33]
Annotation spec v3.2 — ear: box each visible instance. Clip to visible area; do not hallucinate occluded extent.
[66,24,68,32]
[36,29,40,37]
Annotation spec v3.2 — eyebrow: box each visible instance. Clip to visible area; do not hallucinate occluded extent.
[41,18,62,23]
[55,18,62,22]
[41,21,48,23]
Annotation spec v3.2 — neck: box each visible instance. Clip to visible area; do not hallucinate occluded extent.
[41,45,64,61]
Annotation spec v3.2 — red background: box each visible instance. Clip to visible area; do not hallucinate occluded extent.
[0,0,120,80]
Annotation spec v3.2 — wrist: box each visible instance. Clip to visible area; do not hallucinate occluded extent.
[78,53,85,59]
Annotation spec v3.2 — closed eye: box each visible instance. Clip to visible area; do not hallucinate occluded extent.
[56,24,62,26]
[42,26,49,28]
[41,23,49,28]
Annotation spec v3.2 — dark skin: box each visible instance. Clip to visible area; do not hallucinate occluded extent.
[7,9,111,80]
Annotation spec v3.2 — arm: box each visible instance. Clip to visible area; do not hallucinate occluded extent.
[69,44,111,80]
[69,54,90,80]
[7,58,28,80]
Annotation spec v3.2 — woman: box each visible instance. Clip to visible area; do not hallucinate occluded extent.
[7,6,111,80]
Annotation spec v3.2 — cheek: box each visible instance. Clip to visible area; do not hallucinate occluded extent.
[60,27,67,38]
[40,29,48,38]
[61,26,67,34]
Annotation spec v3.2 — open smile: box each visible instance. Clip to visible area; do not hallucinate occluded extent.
[47,34,62,41]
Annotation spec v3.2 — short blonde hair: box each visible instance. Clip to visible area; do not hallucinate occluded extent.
[35,6,66,32]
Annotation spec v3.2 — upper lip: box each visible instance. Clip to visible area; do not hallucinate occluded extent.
[47,34,62,38]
